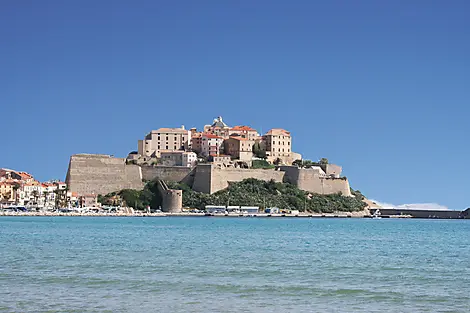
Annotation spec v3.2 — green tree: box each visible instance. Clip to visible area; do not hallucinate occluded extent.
[252,142,266,159]
[319,158,329,164]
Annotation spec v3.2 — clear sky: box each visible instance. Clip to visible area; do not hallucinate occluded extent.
[1,1,469,210]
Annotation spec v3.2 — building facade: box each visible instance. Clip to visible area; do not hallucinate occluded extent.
[229,125,259,141]
[201,134,224,157]
[138,126,191,158]
[224,136,254,162]
[263,128,292,164]
[160,151,197,167]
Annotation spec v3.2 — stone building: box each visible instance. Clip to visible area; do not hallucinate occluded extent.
[224,136,254,162]
[160,151,197,167]
[229,125,259,141]
[0,182,14,203]
[138,126,191,158]
[203,116,231,138]
[263,128,292,164]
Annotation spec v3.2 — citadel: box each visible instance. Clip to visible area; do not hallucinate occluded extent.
[65,116,353,211]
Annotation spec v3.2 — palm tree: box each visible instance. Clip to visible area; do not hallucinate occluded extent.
[12,183,20,205]
[43,191,49,207]
[54,188,62,209]
[31,190,39,205]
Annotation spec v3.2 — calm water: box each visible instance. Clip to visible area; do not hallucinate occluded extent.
[0,217,469,313]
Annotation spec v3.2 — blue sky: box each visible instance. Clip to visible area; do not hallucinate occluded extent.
[1,1,469,209]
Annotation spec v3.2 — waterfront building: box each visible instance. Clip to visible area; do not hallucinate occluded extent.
[0,182,15,204]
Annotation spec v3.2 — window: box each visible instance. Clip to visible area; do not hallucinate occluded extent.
[166,136,168,140]
[288,142,290,145]
[273,141,275,145]
[158,136,160,140]
[157,145,160,149]
[166,146,168,149]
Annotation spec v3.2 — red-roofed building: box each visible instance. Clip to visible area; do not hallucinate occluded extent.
[201,133,224,157]
[229,125,259,141]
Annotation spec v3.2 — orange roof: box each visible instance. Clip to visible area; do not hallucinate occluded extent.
[265,128,290,136]
[18,172,33,179]
[203,134,223,139]
[231,125,257,132]
[71,192,78,197]
[210,154,230,157]
[228,136,249,141]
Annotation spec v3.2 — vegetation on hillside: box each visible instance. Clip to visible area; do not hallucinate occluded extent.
[98,180,162,211]
[98,178,367,213]
[252,142,266,159]
[167,178,366,213]
[251,159,275,169]
[292,158,329,168]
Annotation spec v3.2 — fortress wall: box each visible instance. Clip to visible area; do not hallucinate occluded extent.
[319,178,351,196]
[280,166,351,196]
[192,164,212,193]
[66,154,144,196]
[141,166,192,182]
[210,167,285,194]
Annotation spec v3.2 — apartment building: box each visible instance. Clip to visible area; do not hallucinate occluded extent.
[229,125,259,141]
[263,128,292,164]
[138,126,191,158]
[201,134,224,157]
[0,182,14,203]
[224,136,255,162]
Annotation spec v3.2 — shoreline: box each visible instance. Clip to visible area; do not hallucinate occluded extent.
[0,211,414,218]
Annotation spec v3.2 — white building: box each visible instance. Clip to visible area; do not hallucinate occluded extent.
[201,134,224,157]
[182,151,197,167]
[160,151,197,167]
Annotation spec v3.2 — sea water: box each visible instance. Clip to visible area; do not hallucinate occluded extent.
[0,217,469,313]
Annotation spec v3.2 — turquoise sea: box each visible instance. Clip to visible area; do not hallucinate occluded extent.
[0,217,469,313]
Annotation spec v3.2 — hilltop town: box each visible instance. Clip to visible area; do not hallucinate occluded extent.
[127,116,302,168]
[2,116,361,213]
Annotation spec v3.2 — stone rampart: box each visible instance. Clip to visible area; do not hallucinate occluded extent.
[209,166,285,194]
[66,154,352,198]
[141,165,193,183]
[66,154,143,196]
[279,166,352,196]
[157,180,182,213]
